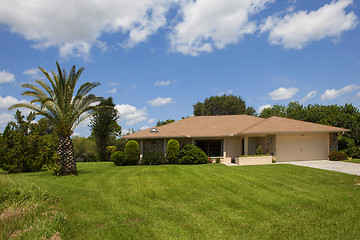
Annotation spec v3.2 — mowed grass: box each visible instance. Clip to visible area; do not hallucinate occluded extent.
[344,159,360,164]
[1,162,360,239]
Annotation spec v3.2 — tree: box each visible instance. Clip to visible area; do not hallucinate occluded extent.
[90,97,121,161]
[166,139,180,164]
[9,62,101,175]
[156,119,175,126]
[193,94,255,116]
[0,110,58,173]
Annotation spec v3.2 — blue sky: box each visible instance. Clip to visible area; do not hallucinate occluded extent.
[0,0,359,136]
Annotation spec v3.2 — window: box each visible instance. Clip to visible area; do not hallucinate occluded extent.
[195,140,223,157]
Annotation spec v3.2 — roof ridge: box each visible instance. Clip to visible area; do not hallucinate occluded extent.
[235,117,267,135]
[268,115,347,129]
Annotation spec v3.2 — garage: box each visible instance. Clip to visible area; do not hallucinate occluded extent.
[276,133,329,162]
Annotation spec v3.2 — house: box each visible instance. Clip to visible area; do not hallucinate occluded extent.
[123,115,349,163]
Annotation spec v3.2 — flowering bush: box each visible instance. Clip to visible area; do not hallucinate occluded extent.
[208,157,213,163]
[328,150,348,161]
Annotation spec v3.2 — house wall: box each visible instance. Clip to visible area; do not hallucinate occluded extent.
[266,135,276,160]
[223,137,242,163]
[176,138,193,147]
[248,137,257,155]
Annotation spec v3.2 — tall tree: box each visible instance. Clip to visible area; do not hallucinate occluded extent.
[156,119,175,126]
[90,97,121,161]
[9,62,101,175]
[193,94,255,116]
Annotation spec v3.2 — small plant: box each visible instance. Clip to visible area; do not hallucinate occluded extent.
[166,139,180,164]
[110,151,125,166]
[208,157,213,163]
[179,144,208,164]
[255,145,263,155]
[124,140,140,165]
[328,150,348,161]
[215,158,221,163]
[141,151,167,165]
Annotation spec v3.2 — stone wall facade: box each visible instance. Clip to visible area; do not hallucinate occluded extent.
[329,133,338,152]
[266,135,276,158]
[143,139,164,153]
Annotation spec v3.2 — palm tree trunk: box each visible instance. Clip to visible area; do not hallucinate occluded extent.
[57,136,77,175]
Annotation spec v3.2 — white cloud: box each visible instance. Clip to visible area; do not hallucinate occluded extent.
[257,104,272,113]
[0,95,29,109]
[320,84,360,101]
[147,97,174,106]
[170,0,274,55]
[155,80,171,86]
[147,118,156,124]
[261,0,358,49]
[115,104,147,126]
[0,0,175,59]
[140,125,149,131]
[357,92,360,98]
[299,90,317,103]
[0,70,15,83]
[0,113,13,129]
[269,87,298,100]
[108,88,117,94]
[217,89,233,96]
[23,68,42,79]
[72,132,80,137]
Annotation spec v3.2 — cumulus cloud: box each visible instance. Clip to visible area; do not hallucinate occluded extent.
[261,0,358,49]
[0,95,29,109]
[140,125,149,131]
[23,68,42,79]
[0,70,15,83]
[269,87,298,100]
[155,80,171,86]
[170,0,274,55]
[147,118,156,124]
[115,104,147,126]
[299,90,317,103]
[147,97,174,106]
[257,104,272,113]
[320,84,360,101]
[0,0,175,59]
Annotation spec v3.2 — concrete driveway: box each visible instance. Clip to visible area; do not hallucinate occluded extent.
[280,160,360,176]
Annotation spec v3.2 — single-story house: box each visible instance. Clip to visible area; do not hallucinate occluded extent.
[123,115,349,163]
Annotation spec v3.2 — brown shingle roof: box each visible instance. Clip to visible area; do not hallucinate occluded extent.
[239,116,349,135]
[123,115,349,139]
[123,115,263,139]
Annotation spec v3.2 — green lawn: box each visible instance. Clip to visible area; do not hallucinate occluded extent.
[1,162,360,239]
[344,159,360,164]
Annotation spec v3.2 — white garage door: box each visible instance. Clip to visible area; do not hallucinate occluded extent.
[277,134,329,162]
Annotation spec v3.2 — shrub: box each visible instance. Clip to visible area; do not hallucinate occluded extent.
[124,140,140,165]
[166,139,180,164]
[328,150,348,161]
[338,135,359,158]
[215,158,221,163]
[110,151,125,166]
[0,111,58,173]
[141,151,167,165]
[255,145,263,155]
[72,136,97,162]
[179,144,208,164]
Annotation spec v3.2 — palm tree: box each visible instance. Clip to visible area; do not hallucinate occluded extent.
[9,62,101,175]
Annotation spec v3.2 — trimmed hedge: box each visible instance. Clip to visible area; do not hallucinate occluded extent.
[166,139,180,164]
[124,140,140,165]
[179,144,208,164]
[141,151,167,165]
[110,151,125,166]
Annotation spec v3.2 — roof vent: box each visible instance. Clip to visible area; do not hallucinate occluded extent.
[150,128,159,133]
